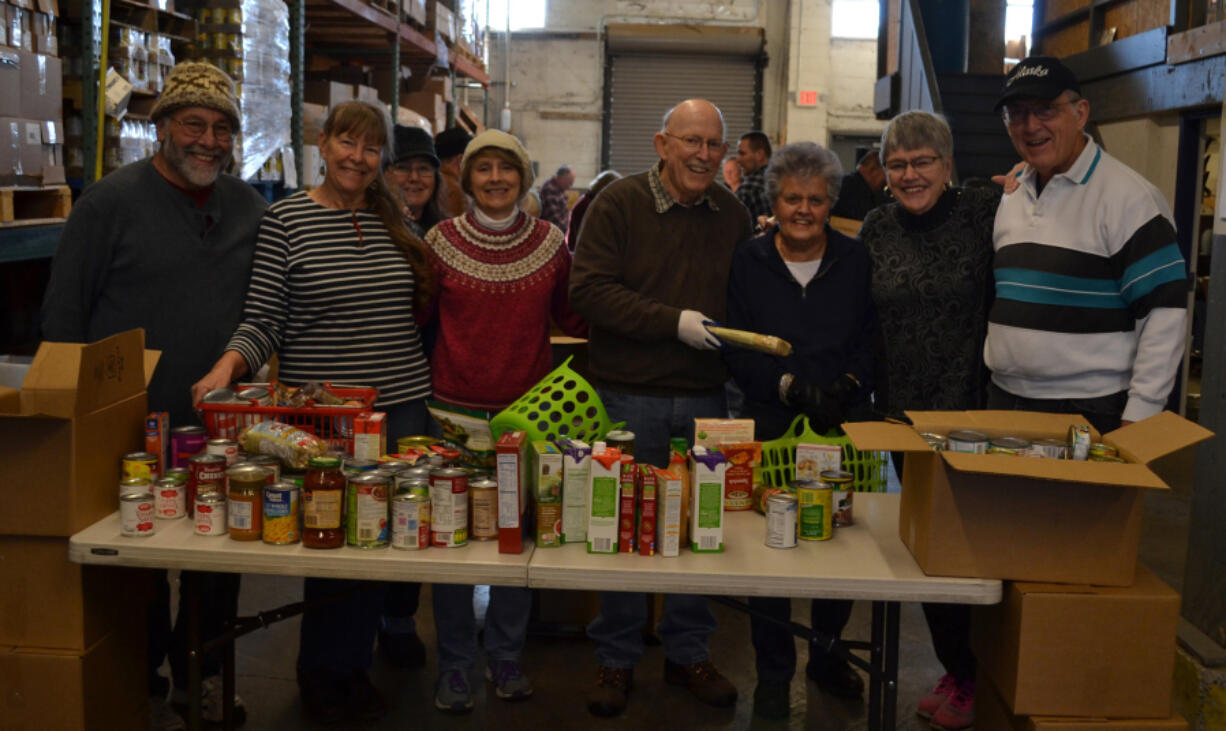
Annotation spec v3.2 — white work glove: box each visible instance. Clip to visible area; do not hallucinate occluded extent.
[677,309,720,351]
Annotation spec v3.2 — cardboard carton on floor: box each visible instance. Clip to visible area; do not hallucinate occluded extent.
[0,630,147,730]
[0,535,150,650]
[976,672,1188,731]
[972,565,1180,718]
[0,329,159,536]
[844,411,1212,585]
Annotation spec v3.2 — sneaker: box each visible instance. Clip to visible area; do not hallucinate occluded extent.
[752,680,791,720]
[377,627,427,668]
[171,675,247,726]
[485,660,534,700]
[917,673,959,719]
[663,659,738,708]
[344,670,386,722]
[806,658,865,699]
[588,665,633,718]
[297,667,347,726]
[930,677,974,730]
[149,696,185,731]
[434,669,474,714]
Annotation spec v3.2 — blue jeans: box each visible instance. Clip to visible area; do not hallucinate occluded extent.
[587,387,725,668]
[432,584,532,671]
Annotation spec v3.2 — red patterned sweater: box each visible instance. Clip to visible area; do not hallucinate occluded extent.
[423,211,587,411]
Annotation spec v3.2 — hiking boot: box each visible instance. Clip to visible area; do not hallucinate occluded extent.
[486,660,533,700]
[663,659,737,707]
[752,680,791,720]
[806,658,865,699]
[434,669,474,714]
[918,673,959,719]
[930,676,974,730]
[588,665,633,717]
[343,670,386,722]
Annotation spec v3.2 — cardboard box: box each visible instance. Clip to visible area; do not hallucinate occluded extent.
[0,630,147,730]
[559,438,589,544]
[638,463,656,556]
[426,0,454,42]
[0,329,159,536]
[301,102,327,144]
[402,0,425,25]
[304,79,353,109]
[617,457,636,553]
[18,49,59,119]
[406,73,451,102]
[494,430,529,553]
[354,83,380,105]
[689,447,726,552]
[31,10,53,54]
[844,411,1212,585]
[692,418,753,448]
[401,90,444,132]
[531,441,562,547]
[0,117,42,185]
[353,411,386,462]
[0,536,149,650]
[972,565,1180,718]
[653,466,683,557]
[977,673,1188,731]
[586,444,621,554]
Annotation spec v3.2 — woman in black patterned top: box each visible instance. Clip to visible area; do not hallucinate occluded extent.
[858,111,999,731]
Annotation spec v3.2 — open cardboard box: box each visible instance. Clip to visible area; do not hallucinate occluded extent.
[0,329,159,536]
[972,564,1180,718]
[844,411,1212,585]
[977,670,1187,730]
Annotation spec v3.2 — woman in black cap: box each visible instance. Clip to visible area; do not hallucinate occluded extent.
[387,124,448,238]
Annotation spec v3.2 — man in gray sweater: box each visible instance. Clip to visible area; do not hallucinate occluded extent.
[41,62,267,729]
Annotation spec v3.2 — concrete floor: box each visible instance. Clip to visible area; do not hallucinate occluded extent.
[186,448,1196,731]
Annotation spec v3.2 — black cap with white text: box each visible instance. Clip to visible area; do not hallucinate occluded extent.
[994,56,1082,112]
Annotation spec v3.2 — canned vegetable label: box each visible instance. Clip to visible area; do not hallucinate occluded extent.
[430,468,468,547]
[121,492,156,536]
[764,493,798,548]
[347,473,389,548]
[263,484,300,544]
[797,481,832,541]
[391,493,430,549]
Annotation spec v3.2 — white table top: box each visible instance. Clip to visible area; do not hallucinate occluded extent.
[527,493,1001,604]
[68,513,533,586]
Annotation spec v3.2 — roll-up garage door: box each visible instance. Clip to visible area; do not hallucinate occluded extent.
[603,26,764,174]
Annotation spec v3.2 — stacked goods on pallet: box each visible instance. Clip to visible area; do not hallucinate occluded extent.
[0,0,65,188]
[454,0,485,66]
[192,0,289,181]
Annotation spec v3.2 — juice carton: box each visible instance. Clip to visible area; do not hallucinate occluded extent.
[145,412,169,479]
[638,464,657,556]
[532,441,563,548]
[690,446,727,553]
[618,456,637,553]
[652,466,683,557]
[720,441,761,511]
[495,431,530,553]
[693,418,755,448]
[795,442,842,480]
[669,448,691,546]
[353,412,387,462]
[586,442,622,554]
[559,439,591,544]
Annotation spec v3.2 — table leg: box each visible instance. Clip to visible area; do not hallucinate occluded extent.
[184,572,203,731]
[868,600,884,731]
[223,617,236,730]
[883,602,900,728]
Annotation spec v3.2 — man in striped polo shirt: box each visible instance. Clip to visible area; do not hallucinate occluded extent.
[985,56,1189,434]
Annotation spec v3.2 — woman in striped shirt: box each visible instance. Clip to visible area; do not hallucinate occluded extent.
[192,101,433,724]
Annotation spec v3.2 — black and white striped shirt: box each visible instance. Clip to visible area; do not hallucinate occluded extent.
[227,191,431,406]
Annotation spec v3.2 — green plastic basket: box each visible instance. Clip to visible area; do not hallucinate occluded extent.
[489,356,624,444]
[755,414,888,492]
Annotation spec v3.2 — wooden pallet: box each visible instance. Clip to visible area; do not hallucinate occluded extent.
[0,186,72,228]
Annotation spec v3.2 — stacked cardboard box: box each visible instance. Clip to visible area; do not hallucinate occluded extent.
[0,330,159,730]
[845,411,1213,728]
[0,0,64,186]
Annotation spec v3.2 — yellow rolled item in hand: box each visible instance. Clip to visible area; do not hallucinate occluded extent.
[706,326,793,357]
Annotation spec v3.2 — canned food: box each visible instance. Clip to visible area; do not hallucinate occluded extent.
[1089,442,1118,460]
[262,482,300,544]
[795,479,832,541]
[391,493,430,549]
[920,433,947,451]
[188,453,227,517]
[122,451,159,481]
[346,472,390,548]
[1092,454,1127,463]
[752,484,794,514]
[604,430,635,456]
[194,492,227,536]
[398,436,439,451]
[343,458,380,478]
[237,386,271,405]
[764,492,798,548]
[170,426,207,468]
[394,477,430,498]
[821,469,855,527]
[227,7,242,24]
[430,467,468,547]
[227,464,267,541]
[1068,424,1092,461]
[426,454,447,469]
[246,454,281,482]
[120,476,151,496]
[988,436,1032,456]
[164,467,190,485]
[154,477,185,519]
[206,438,239,466]
[120,492,156,536]
[946,429,990,454]
[1031,437,1068,459]
[469,477,498,541]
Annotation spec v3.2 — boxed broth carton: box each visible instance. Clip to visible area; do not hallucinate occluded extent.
[844,410,1212,585]
[532,441,562,548]
[559,439,591,544]
[586,443,622,554]
[689,446,726,553]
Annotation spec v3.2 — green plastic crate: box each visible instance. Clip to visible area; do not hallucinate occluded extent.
[755,414,888,492]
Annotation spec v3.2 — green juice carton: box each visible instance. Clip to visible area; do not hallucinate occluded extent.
[559,438,591,544]
[586,442,622,554]
[532,441,563,547]
[689,446,727,553]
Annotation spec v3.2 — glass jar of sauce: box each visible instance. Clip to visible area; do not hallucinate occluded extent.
[226,464,268,541]
[303,456,345,548]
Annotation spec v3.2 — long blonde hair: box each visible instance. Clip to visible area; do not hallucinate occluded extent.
[322,101,434,310]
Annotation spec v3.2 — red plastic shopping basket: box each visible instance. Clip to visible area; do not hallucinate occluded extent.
[197,382,378,453]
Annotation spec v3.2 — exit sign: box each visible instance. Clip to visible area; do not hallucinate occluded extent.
[797,90,819,107]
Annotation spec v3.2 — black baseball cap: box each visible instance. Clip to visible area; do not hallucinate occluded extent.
[434,127,473,160]
[994,56,1081,112]
[391,125,440,168]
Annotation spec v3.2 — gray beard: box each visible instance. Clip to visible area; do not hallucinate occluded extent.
[161,136,231,187]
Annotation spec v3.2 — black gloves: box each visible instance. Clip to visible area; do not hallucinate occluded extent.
[784,374,860,434]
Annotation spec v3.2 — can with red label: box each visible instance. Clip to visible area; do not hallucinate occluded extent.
[122,452,159,482]
[171,426,207,468]
[121,491,156,536]
[154,477,186,519]
[206,438,240,466]
[194,491,227,536]
[188,453,227,517]
[391,493,430,549]
[429,467,468,547]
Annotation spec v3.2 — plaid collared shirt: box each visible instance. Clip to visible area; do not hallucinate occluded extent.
[647,163,721,214]
[735,166,772,220]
